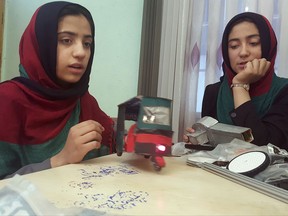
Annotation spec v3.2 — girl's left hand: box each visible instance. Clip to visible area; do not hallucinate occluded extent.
[233,58,271,84]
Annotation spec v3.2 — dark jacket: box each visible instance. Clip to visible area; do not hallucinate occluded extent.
[202,82,288,150]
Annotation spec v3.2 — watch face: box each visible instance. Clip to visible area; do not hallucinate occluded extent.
[227,151,270,177]
[243,84,250,91]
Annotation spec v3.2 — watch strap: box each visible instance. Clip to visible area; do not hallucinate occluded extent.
[230,83,250,91]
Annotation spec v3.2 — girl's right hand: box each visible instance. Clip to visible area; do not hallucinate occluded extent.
[51,120,104,168]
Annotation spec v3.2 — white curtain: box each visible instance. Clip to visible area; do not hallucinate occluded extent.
[157,0,288,142]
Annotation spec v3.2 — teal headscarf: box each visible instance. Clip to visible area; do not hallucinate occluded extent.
[217,12,288,124]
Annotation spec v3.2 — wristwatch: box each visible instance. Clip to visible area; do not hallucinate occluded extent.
[230,83,250,91]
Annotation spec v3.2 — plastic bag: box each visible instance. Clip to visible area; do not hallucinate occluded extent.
[186,139,288,190]
[0,175,114,216]
[186,138,258,165]
[254,163,288,189]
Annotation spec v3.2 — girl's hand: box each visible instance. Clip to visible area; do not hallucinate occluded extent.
[51,120,104,167]
[183,127,195,143]
[233,58,271,84]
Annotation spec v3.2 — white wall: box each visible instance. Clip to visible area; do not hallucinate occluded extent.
[1,0,143,117]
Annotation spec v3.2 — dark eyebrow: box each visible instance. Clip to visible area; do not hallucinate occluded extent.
[228,34,260,43]
[57,31,93,39]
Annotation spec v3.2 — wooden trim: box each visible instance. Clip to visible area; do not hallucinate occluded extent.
[137,0,163,97]
[0,0,5,80]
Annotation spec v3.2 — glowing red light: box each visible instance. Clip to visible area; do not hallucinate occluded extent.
[157,145,166,151]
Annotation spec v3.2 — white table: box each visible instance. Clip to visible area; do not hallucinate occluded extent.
[0,153,287,215]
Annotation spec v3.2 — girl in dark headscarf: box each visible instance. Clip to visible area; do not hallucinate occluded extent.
[186,12,288,150]
[0,1,114,179]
